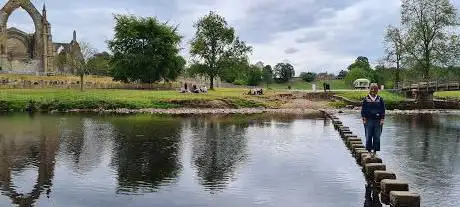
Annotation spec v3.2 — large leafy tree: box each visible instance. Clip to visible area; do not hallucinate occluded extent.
[347,56,371,71]
[300,72,317,82]
[108,14,185,83]
[190,11,252,90]
[262,65,274,87]
[274,62,295,83]
[246,65,263,86]
[87,52,112,76]
[384,25,405,84]
[400,0,459,79]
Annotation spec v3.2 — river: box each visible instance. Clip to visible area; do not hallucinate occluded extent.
[0,112,459,207]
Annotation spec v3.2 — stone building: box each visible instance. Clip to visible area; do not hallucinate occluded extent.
[0,0,81,73]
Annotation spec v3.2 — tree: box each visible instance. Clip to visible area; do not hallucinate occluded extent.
[337,70,348,79]
[344,67,372,87]
[190,11,252,90]
[67,41,96,91]
[87,52,112,76]
[262,65,273,87]
[55,51,68,73]
[274,62,295,83]
[246,65,263,86]
[347,56,371,71]
[384,25,405,85]
[108,14,185,83]
[300,72,317,82]
[219,59,249,83]
[400,0,459,79]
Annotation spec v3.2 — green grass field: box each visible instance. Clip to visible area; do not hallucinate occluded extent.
[434,91,460,100]
[269,79,350,90]
[334,91,406,109]
[0,88,274,112]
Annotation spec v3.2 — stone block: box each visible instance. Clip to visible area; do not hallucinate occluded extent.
[381,179,409,199]
[365,163,386,180]
[357,151,371,164]
[352,148,366,157]
[334,123,343,130]
[343,134,358,141]
[374,171,396,187]
[350,143,365,152]
[341,131,353,138]
[346,137,362,145]
[348,140,363,147]
[339,128,350,135]
[361,154,383,166]
[390,191,420,207]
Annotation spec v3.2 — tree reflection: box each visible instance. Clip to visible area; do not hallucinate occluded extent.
[190,117,249,193]
[0,115,59,207]
[390,114,460,195]
[110,116,182,194]
[59,117,113,174]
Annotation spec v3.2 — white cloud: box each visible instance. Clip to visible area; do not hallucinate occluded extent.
[249,0,401,73]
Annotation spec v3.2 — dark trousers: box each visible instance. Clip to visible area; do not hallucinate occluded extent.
[364,119,382,152]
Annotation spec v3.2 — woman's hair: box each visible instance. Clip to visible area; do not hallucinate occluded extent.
[369,83,379,90]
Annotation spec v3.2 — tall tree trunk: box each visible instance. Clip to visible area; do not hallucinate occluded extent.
[209,75,214,90]
[395,57,400,88]
[80,73,84,92]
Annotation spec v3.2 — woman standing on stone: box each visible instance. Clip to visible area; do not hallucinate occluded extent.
[361,83,385,157]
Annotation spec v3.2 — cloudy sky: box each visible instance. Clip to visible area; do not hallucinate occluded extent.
[4,0,459,74]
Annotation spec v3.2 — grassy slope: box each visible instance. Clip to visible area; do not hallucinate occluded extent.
[269,79,350,90]
[334,91,406,109]
[434,91,460,100]
[0,88,274,112]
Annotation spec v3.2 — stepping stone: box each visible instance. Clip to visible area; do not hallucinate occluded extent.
[361,154,382,166]
[365,163,386,180]
[374,170,396,189]
[381,179,409,203]
[343,134,358,141]
[350,143,365,151]
[346,137,362,145]
[339,128,351,135]
[352,147,366,157]
[390,191,420,207]
[341,131,353,138]
[357,151,371,165]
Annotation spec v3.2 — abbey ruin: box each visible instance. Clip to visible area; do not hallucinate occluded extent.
[0,0,81,73]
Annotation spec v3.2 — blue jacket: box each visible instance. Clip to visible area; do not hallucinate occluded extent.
[361,95,385,120]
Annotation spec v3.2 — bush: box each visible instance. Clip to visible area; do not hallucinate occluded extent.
[300,72,316,82]
[233,79,246,85]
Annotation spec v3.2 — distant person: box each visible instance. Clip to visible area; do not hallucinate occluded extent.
[361,83,385,157]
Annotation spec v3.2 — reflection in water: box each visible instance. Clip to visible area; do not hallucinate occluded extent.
[340,113,460,207]
[6,113,459,206]
[0,115,59,207]
[109,116,182,194]
[190,118,249,192]
[363,185,381,207]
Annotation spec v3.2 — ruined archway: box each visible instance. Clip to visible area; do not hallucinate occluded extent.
[0,0,48,72]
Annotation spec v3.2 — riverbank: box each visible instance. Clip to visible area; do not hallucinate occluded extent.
[0,88,277,112]
[2,88,460,113]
